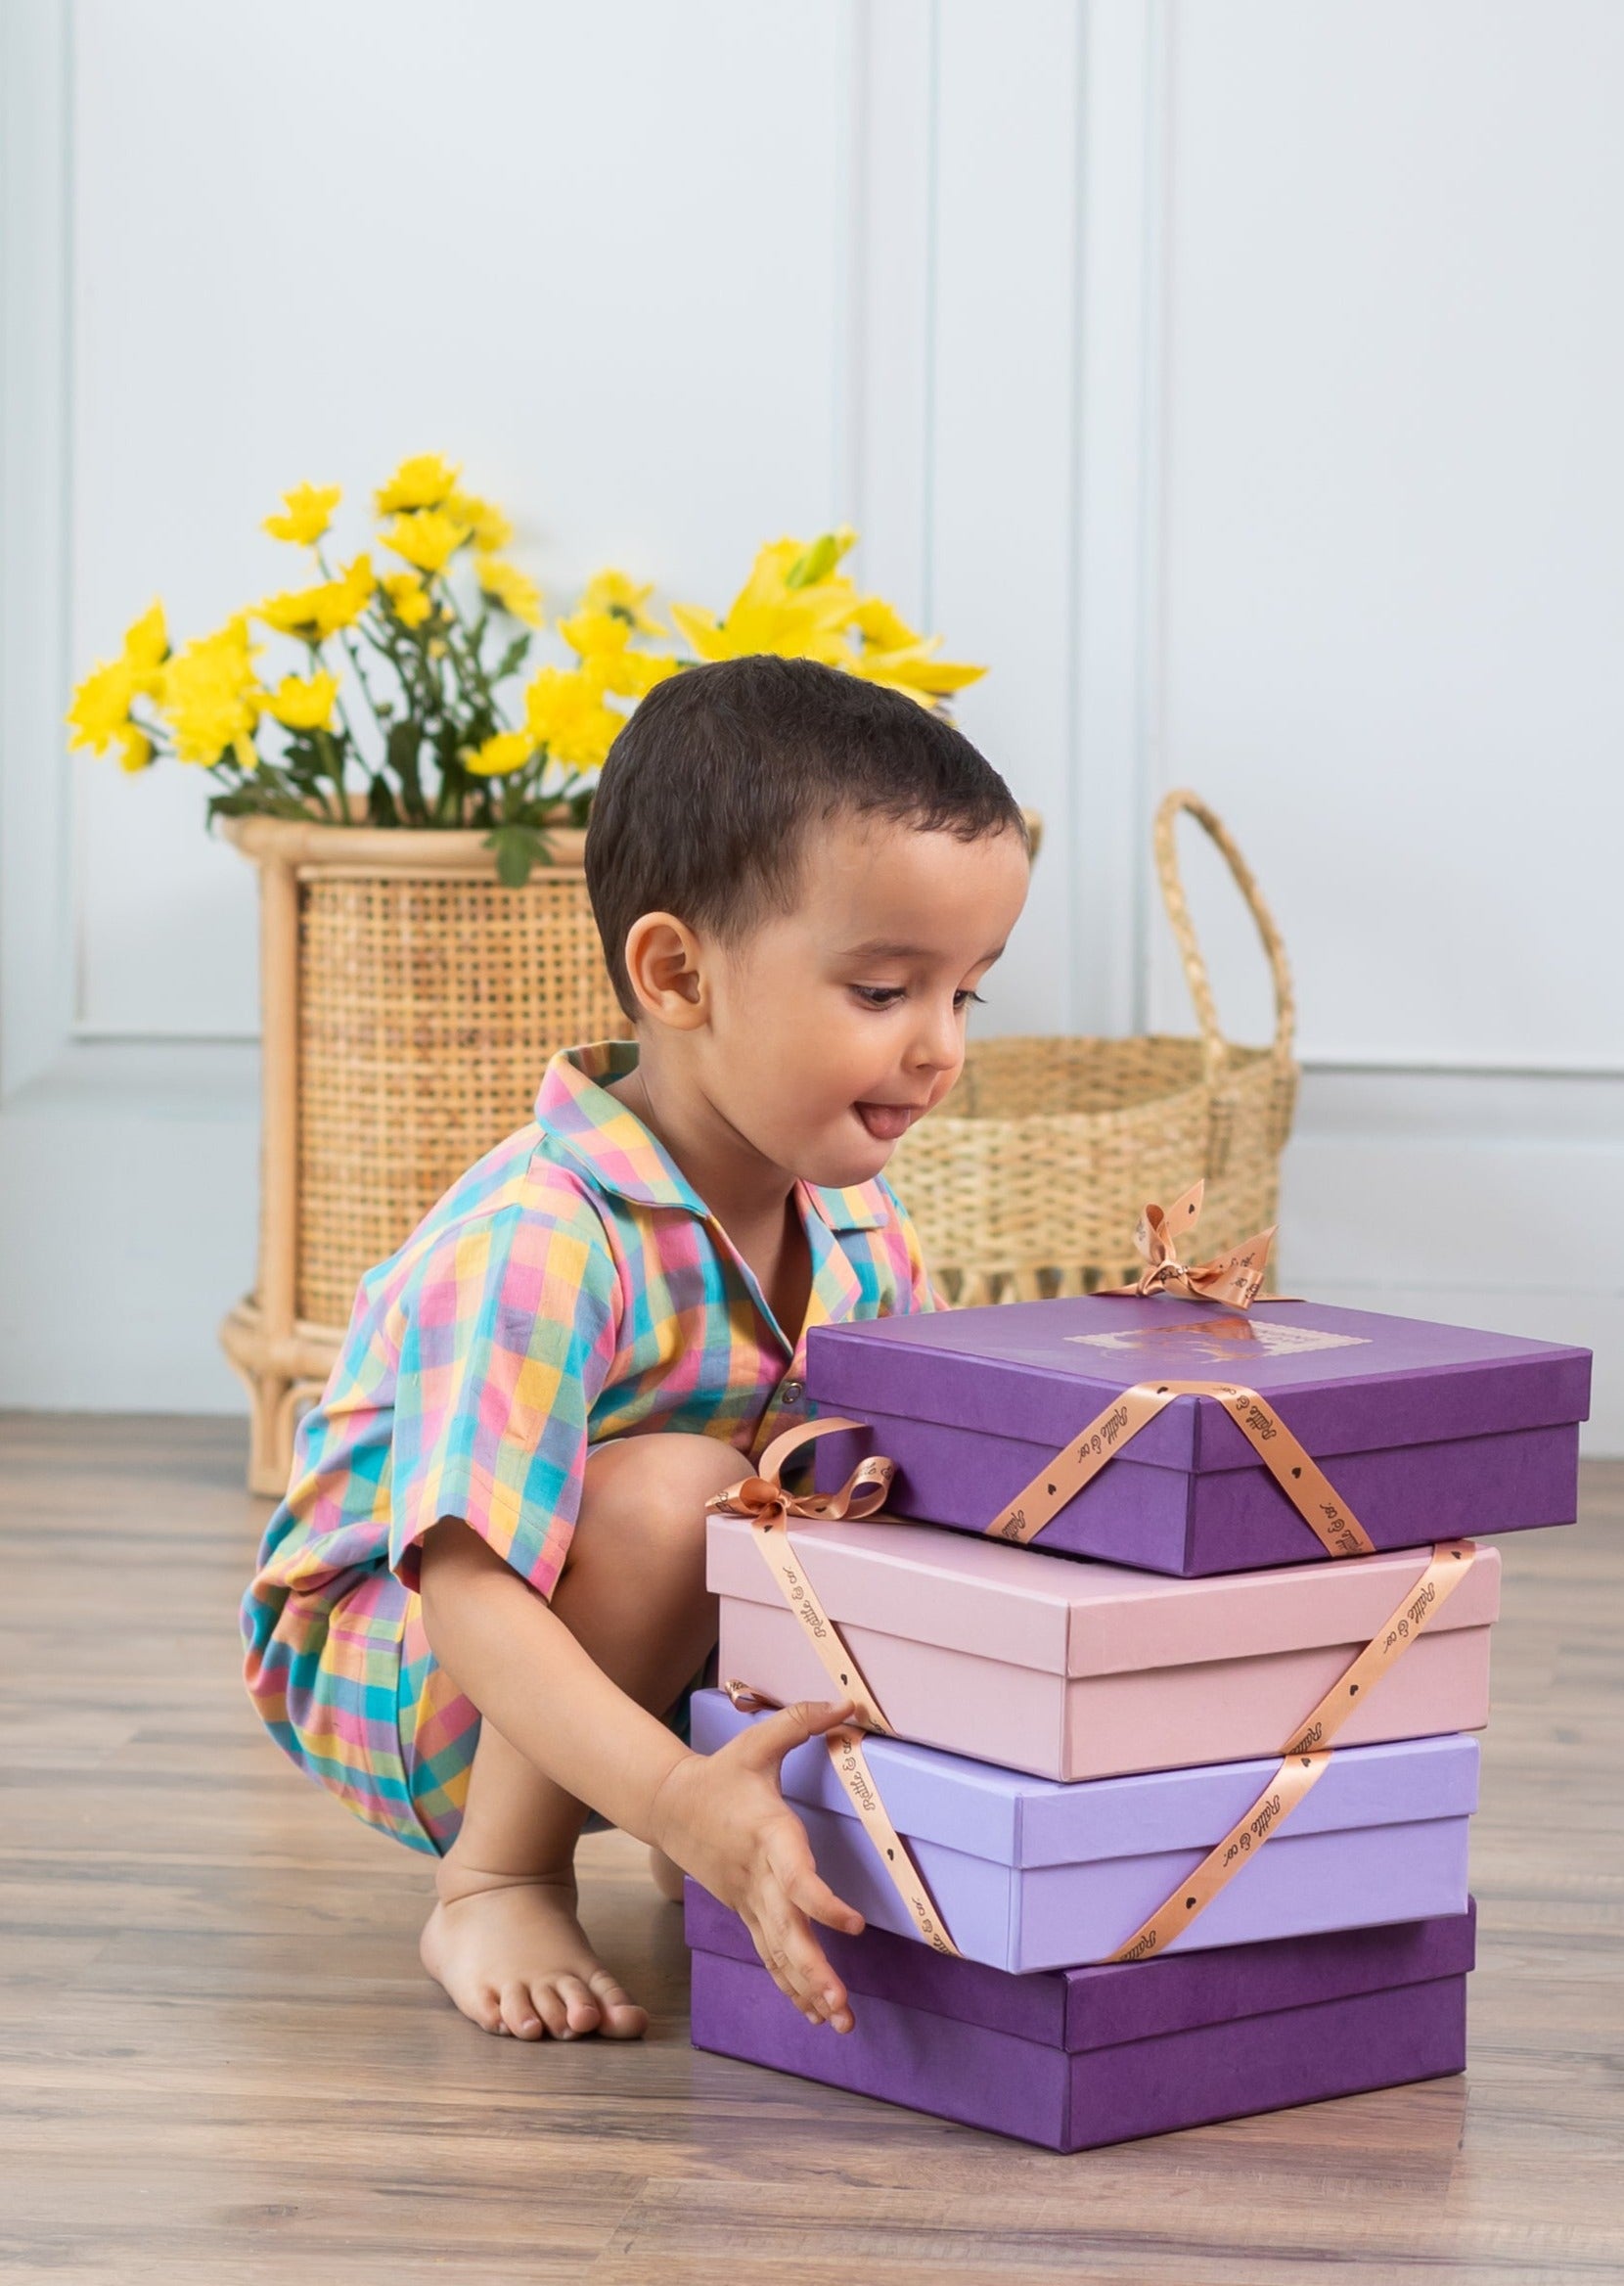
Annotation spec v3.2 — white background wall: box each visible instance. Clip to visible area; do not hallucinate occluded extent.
[2,0,1620,1441]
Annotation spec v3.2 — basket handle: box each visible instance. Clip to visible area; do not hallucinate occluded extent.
[1152,789,1295,1084]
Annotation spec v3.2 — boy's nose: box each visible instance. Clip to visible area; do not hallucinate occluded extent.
[907,1002,964,1076]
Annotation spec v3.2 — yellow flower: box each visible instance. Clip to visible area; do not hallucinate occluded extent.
[382,510,472,575]
[580,568,665,634]
[671,530,860,665]
[263,481,341,547]
[464,729,534,778]
[68,601,171,753]
[558,607,628,661]
[265,670,339,732]
[849,620,986,709]
[475,557,543,627]
[258,554,376,642]
[598,650,680,700]
[558,609,679,699]
[66,656,137,754]
[447,490,514,555]
[852,596,920,653]
[158,617,262,768]
[121,600,169,696]
[523,665,624,771]
[374,452,460,515]
[114,723,155,773]
[381,572,432,629]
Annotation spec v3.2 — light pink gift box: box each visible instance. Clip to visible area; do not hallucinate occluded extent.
[708,1513,1500,1783]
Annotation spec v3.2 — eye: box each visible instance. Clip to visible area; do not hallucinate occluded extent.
[955,989,987,1010]
[851,984,906,1008]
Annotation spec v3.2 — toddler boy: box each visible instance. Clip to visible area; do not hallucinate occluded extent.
[242,656,1030,2041]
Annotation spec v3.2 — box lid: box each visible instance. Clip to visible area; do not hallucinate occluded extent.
[708,1511,1501,1680]
[806,1297,1592,1472]
[691,1690,1480,1869]
[684,1881,1478,2053]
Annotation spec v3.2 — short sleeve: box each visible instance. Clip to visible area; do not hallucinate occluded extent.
[876,1175,946,1314]
[387,1192,621,1598]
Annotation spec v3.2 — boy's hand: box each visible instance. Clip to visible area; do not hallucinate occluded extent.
[650,1700,867,2034]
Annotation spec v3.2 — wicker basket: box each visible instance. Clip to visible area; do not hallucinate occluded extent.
[886,789,1298,1304]
[219,814,628,1493]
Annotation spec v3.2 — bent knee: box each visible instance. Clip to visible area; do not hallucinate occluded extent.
[568,1431,744,1573]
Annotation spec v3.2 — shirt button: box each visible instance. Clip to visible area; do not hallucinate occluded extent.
[780,1379,805,1408]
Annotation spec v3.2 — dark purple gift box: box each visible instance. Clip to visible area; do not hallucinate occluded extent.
[808,1296,1591,1576]
[687,1882,1474,2152]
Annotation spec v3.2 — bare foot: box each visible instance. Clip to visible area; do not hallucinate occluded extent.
[420,1866,649,2041]
[648,1845,685,1903]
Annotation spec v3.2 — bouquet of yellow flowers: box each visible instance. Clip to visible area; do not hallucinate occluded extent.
[68,453,985,884]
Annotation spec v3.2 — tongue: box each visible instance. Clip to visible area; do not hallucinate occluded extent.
[857,1102,912,1141]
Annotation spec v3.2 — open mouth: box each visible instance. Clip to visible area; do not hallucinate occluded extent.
[854,1101,922,1142]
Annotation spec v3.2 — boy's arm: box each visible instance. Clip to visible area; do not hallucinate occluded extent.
[419,1518,865,2031]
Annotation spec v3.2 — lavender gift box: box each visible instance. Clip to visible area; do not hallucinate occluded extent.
[807,1295,1591,1576]
[692,1690,1477,1972]
[710,1512,1500,1781]
[686,1882,1474,2152]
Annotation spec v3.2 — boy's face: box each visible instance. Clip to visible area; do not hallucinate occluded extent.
[697,813,1030,1191]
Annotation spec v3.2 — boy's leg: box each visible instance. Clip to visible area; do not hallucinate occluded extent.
[420,1431,743,2040]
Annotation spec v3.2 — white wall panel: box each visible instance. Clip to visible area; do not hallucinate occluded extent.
[5,0,1621,1442]
[925,0,1084,1037]
[69,0,854,1036]
[1150,0,1624,1073]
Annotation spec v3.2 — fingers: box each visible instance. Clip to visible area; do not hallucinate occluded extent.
[786,1861,866,1940]
[747,1894,853,2033]
[747,1840,860,2035]
[735,1698,857,1774]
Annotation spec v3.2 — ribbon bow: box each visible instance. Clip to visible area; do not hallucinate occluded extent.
[704,1417,961,1954]
[706,1416,897,1738]
[706,1415,895,1532]
[1109,1178,1278,1311]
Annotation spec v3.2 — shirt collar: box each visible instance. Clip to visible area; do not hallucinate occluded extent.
[534,1041,888,1233]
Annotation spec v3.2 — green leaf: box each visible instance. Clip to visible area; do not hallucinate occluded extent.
[492,633,532,682]
[367,773,400,827]
[205,787,309,824]
[484,822,553,887]
[386,718,427,819]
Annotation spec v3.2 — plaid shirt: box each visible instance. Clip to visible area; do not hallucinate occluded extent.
[241,1040,937,1849]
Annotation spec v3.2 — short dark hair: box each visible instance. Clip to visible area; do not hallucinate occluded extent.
[585,656,1025,1017]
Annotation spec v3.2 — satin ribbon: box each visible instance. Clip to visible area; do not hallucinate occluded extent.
[986,1377,1376,1559]
[707,1421,962,1955]
[1105,1178,1280,1310]
[707,1392,1470,1972]
[708,1418,896,1733]
[1105,1538,1476,1962]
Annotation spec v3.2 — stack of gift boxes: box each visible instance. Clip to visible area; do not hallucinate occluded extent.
[684,1284,1591,2152]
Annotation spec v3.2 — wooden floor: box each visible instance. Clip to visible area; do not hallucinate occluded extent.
[0,1418,1619,2286]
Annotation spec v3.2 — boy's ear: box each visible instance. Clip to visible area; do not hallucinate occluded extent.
[621,910,708,1030]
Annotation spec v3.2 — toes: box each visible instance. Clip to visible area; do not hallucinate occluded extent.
[554,1973,604,2036]
[588,1968,649,2040]
[530,1983,572,2040]
[499,1981,544,2039]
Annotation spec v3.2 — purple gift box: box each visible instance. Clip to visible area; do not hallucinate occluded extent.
[692,1690,1476,1972]
[686,1882,1474,2151]
[807,1295,1591,1576]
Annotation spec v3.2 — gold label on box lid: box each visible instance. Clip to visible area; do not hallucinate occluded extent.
[1066,1316,1372,1364]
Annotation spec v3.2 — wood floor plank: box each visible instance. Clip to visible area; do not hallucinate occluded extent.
[0,1413,1619,2285]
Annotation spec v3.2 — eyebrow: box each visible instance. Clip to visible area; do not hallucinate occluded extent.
[842,938,1006,965]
